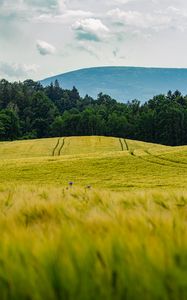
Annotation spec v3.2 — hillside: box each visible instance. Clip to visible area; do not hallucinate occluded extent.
[41,66,187,102]
[0,136,187,299]
[0,136,167,159]
[0,136,187,190]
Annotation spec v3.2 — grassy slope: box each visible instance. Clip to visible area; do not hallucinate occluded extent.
[0,136,187,299]
[0,136,167,159]
[0,136,186,190]
[0,136,124,159]
[0,138,58,159]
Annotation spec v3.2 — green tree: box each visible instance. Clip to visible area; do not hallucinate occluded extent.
[0,109,20,140]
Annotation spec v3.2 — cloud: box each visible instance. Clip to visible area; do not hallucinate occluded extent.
[0,0,66,19]
[108,0,135,4]
[108,9,145,27]
[0,62,38,78]
[36,40,56,55]
[75,41,100,59]
[25,0,58,8]
[107,7,186,31]
[0,0,64,11]
[35,9,93,24]
[72,18,109,42]
[25,0,67,13]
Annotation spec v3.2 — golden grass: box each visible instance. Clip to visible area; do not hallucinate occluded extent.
[0,136,172,160]
[0,138,58,159]
[61,136,123,155]
[0,185,187,299]
[0,136,187,299]
[0,146,187,190]
[0,136,127,159]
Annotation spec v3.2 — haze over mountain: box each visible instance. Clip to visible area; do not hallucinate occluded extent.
[41,66,187,102]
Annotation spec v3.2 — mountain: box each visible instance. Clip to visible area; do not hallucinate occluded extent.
[41,66,187,102]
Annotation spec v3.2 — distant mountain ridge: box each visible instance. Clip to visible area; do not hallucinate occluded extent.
[41,66,187,102]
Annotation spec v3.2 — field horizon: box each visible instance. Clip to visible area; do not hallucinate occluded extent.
[0,135,186,191]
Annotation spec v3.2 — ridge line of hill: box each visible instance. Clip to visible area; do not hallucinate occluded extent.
[41,66,187,102]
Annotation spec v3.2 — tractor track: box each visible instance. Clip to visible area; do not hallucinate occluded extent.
[124,139,129,151]
[131,151,178,168]
[130,149,174,167]
[52,137,66,156]
[119,139,124,151]
[52,138,61,156]
[125,140,187,169]
[132,150,187,169]
[58,138,66,156]
[145,150,187,167]
[119,138,129,151]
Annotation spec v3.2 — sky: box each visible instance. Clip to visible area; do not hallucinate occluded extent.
[1,0,187,81]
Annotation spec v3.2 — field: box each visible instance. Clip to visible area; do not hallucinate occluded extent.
[1,136,187,299]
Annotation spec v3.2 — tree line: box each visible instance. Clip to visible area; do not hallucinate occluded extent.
[0,78,187,146]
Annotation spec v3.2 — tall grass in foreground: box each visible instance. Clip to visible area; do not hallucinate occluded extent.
[0,186,187,299]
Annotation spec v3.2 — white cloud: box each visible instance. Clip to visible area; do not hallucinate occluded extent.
[70,41,99,59]
[36,40,56,55]
[0,62,38,78]
[108,8,146,27]
[0,0,67,19]
[35,10,93,24]
[72,18,109,42]
[107,7,186,31]
[2,0,65,11]
[108,0,135,4]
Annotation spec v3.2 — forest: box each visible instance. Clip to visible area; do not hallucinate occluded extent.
[0,78,187,146]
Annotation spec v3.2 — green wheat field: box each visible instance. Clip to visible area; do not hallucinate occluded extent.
[1,136,187,299]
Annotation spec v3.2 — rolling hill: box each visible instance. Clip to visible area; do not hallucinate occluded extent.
[0,135,187,190]
[0,135,168,160]
[41,66,187,102]
[0,136,187,299]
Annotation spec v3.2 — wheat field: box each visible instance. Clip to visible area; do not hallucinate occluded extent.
[0,136,187,299]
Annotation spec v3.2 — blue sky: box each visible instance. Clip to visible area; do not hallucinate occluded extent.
[1,0,187,80]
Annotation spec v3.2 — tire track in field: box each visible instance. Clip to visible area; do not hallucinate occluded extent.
[119,138,129,151]
[58,137,66,156]
[124,139,186,169]
[131,149,187,169]
[52,138,61,156]
[124,139,129,151]
[130,149,171,167]
[145,150,187,167]
[119,138,124,151]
